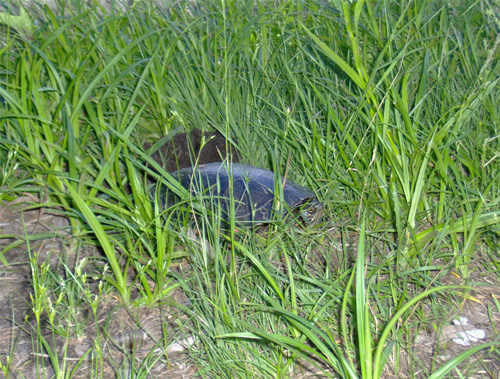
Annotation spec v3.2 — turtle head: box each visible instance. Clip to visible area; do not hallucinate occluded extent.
[296,199,324,226]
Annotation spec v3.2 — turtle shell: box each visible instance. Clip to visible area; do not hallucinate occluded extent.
[168,162,322,225]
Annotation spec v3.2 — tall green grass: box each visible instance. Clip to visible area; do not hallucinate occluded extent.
[0,0,498,377]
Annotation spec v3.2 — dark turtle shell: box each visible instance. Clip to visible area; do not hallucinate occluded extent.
[167,162,322,226]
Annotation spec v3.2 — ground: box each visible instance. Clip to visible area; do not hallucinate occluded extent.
[0,202,499,378]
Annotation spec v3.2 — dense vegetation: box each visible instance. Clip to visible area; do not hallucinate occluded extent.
[0,0,498,377]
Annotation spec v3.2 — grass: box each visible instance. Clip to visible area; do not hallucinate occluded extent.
[0,0,499,377]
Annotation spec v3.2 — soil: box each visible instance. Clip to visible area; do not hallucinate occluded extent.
[1,129,499,377]
[1,203,499,378]
[144,129,240,173]
[0,202,196,378]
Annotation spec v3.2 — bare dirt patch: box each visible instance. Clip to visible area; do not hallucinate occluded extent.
[0,202,499,378]
[0,203,196,378]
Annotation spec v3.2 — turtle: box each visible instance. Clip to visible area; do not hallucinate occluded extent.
[162,162,323,227]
